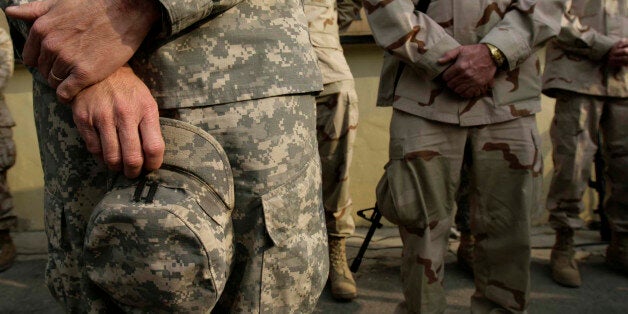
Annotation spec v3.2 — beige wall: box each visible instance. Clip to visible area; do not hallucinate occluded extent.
[3,44,599,232]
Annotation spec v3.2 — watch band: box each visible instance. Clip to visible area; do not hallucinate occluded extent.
[485,43,506,69]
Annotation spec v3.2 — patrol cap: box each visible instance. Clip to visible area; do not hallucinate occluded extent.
[84,118,234,312]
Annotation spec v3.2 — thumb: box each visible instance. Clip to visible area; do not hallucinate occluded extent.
[4,1,52,22]
[438,46,462,65]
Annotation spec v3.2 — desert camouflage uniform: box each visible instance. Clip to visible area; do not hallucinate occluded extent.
[4,0,328,313]
[305,0,359,238]
[365,0,565,312]
[543,0,628,235]
[0,28,15,233]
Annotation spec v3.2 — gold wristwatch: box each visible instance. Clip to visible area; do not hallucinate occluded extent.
[485,43,506,69]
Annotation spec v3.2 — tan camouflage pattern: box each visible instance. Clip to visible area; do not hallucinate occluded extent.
[543,0,628,98]
[546,91,628,234]
[305,1,359,237]
[364,0,566,126]
[3,0,328,312]
[305,0,355,85]
[337,0,363,32]
[316,81,359,237]
[378,111,542,313]
[0,27,15,231]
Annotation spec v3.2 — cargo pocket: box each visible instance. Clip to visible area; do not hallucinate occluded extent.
[261,157,323,247]
[376,137,452,229]
[259,157,328,311]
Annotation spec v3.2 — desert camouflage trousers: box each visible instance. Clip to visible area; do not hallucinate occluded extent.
[547,91,628,233]
[33,77,328,313]
[316,80,358,237]
[0,97,15,231]
[383,110,542,314]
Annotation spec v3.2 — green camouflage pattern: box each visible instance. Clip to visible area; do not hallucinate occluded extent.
[30,73,327,312]
[0,27,15,231]
[365,0,566,126]
[168,95,328,313]
[546,91,628,234]
[84,118,234,312]
[132,0,323,108]
[543,0,628,98]
[305,1,359,237]
[377,111,542,313]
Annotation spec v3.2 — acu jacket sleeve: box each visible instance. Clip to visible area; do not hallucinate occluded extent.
[157,0,244,36]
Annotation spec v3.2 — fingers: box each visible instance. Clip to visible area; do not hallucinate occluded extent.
[56,71,89,103]
[4,1,50,21]
[97,120,122,173]
[117,120,144,179]
[139,113,165,173]
[438,47,461,65]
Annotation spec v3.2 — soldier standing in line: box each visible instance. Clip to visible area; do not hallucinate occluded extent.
[0,26,15,273]
[543,0,627,288]
[364,0,566,312]
[3,0,329,312]
[304,0,360,301]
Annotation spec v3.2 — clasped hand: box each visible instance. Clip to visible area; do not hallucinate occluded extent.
[6,0,164,177]
[438,44,497,99]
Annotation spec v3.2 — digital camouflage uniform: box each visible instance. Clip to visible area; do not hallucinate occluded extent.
[3,0,328,312]
[542,0,628,283]
[365,0,565,312]
[304,0,360,300]
[0,26,16,272]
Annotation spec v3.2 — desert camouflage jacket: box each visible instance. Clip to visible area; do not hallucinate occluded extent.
[304,0,355,85]
[3,0,323,109]
[543,0,627,98]
[366,0,566,126]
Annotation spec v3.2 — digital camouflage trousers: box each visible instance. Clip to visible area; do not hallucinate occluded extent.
[33,77,328,313]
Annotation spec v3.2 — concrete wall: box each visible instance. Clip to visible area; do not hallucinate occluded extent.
[3,42,599,233]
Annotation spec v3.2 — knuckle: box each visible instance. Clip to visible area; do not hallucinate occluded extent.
[104,154,121,168]
[143,141,165,158]
[124,155,144,170]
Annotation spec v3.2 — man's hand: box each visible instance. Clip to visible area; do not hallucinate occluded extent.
[438,44,497,99]
[72,65,164,179]
[607,38,628,67]
[5,0,160,103]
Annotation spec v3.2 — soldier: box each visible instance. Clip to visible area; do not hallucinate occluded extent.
[543,0,628,287]
[3,0,328,312]
[304,0,360,301]
[365,0,565,312]
[0,27,15,273]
